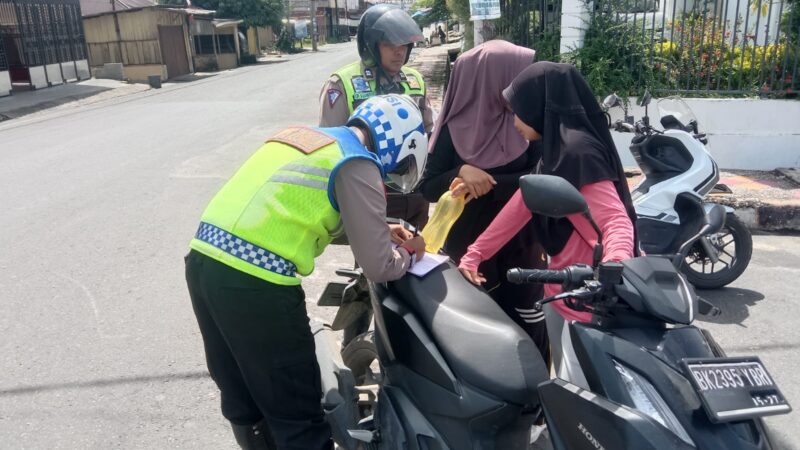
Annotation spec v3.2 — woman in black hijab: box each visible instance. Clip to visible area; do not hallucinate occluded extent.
[458,62,637,387]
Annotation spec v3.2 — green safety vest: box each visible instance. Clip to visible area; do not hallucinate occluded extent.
[189,127,382,285]
[334,61,426,113]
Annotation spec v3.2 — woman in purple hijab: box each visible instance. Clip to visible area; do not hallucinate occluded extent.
[418,40,549,366]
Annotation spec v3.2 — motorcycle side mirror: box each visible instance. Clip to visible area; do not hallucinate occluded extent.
[602,93,622,109]
[519,174,588,217]
[639,89,652,107]
[519,175,606,266]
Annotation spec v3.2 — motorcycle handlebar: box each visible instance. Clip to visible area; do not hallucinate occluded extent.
[507,265,594,286]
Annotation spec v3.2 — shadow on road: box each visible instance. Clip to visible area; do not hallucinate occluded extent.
[0,84,113,120]
[166,73,219,83]
[0,371,209,397]
[696,287,765,326]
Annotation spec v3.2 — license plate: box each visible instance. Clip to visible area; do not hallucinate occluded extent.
[682,357,792,423]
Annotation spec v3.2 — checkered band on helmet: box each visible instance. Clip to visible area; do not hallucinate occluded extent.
[347,94,423,175]
[351,102,398,167]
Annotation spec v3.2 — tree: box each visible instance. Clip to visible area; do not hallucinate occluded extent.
[411,0,450,28]
[192,0,284,28]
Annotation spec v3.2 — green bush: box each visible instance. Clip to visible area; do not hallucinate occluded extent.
[567,1,799,97]
[565,12,660,96]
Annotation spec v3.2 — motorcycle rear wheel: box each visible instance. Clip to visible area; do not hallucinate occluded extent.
[682,213,752,289]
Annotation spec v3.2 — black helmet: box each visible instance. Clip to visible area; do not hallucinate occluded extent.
[357,5,423,68]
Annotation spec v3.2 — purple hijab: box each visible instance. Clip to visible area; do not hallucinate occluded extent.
[428,40,536,169]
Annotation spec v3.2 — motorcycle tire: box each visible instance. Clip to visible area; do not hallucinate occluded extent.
[682,213,753,289]
[341,331,378,385]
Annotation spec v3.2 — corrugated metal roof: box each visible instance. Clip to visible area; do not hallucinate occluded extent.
[80,0,214,18]
[79,0,154,16]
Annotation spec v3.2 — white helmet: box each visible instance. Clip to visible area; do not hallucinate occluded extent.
[347,94,428,194]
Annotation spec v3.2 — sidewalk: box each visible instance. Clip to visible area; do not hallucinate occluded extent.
[407,42,800,232]
[406,42,461,111]
[0,78,151,122]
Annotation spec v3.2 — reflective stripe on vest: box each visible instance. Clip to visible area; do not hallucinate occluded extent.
[195,222,297,277]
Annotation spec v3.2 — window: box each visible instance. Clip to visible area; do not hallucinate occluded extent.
[194,35,214,55]
[217,34,235,53]
[193,34,236,55]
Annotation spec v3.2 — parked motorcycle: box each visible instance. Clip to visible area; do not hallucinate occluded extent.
[312,174,790,449]
[510,174,789,449]
[604,91,753,289]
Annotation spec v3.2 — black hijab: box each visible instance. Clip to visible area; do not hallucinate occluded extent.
[503,62,638,255]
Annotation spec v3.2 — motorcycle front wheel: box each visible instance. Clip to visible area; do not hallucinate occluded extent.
[682,213,752,289]
[341,331,379,385]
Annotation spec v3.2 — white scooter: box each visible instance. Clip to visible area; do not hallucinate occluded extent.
[604,91,752,289]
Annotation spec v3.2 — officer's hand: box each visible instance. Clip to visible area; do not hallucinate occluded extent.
[388,224,413,244]
[457,165,497,200]
[402,236,426,261]
[459,267,486,285]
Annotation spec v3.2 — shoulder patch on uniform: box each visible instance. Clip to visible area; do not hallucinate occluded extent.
[405,75,421,90]
[266,127,335,155]
[327,89,342,107]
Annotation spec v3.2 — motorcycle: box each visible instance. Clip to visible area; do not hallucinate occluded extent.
[603,91,753,289]
[312,174,790,449]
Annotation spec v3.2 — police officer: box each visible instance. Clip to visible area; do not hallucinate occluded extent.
[185,95,428,450]
[319,4,433,228]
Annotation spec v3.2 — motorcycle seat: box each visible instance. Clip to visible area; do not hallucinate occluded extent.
[387,261,549,404]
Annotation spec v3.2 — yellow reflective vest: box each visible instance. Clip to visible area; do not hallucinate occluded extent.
[189,127,382,285]
[334,61,426,113]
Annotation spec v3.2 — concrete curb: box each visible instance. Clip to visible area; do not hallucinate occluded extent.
[708,199,800,232]
[625,169,800,232]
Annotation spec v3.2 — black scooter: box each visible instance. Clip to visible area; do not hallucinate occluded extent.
[313,174,790,449]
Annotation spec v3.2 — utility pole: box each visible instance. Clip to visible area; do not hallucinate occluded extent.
[333,0,339,42]
[110,0,124,64]
[310,0,318,51]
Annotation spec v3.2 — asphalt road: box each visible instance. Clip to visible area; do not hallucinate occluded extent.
[0,41,796,449]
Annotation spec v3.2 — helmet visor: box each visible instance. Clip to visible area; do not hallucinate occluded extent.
[372,9,424,46]
[386,156,419,194]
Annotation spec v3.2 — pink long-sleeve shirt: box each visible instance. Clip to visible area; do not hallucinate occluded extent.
[459,180,635,322]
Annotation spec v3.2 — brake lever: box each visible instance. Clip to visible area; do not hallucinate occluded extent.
[534,287,596,310]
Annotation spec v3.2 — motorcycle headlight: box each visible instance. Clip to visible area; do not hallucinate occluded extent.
[613,360,694,446]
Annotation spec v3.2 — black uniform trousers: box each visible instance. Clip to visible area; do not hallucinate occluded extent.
[185,250,333,450]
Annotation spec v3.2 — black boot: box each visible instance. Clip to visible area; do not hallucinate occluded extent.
[231,420,277,450]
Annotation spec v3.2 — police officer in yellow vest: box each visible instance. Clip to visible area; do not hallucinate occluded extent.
[319,4,433,228]
[185,95,428,450]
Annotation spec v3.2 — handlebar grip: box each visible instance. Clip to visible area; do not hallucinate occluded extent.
[507,268,569,285]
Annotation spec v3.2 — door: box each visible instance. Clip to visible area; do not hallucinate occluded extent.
[158,25,189,79]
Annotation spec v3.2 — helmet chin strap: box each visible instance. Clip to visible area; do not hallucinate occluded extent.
[373,45,403,95]
[375,65,402,95]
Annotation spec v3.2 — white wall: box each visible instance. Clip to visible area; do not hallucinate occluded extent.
[609,98,800,170]
[76,60,91,80]
[61,62,78,81]
[29,66,48,89]
[0,71,10,97]
[560,0,589,54]
[45,64,63,85]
